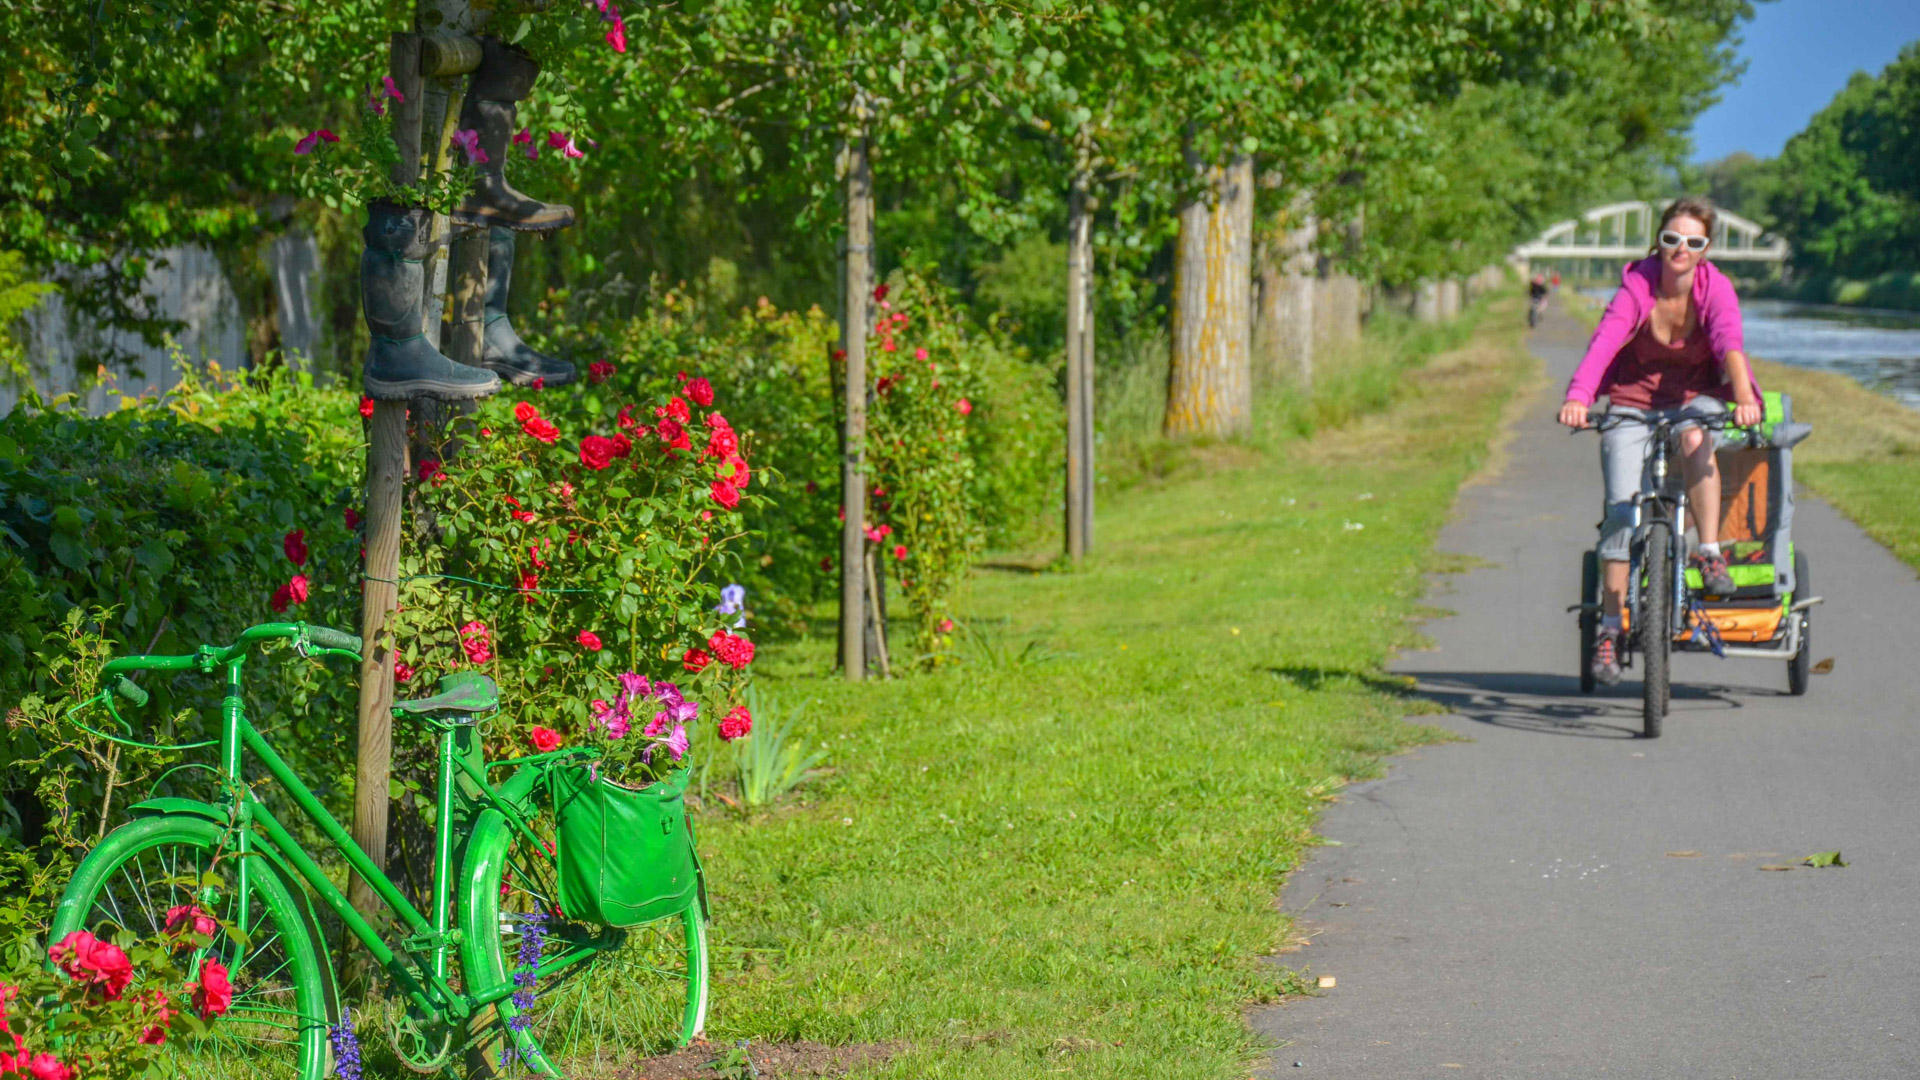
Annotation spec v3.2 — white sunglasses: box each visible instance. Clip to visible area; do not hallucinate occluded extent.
[1658,230,1710,253]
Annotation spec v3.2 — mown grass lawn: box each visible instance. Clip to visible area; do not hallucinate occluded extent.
[666,297,1534,1079]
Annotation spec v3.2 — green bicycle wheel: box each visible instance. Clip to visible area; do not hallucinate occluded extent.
[460,804,708,1077]
[49,814,333,1080]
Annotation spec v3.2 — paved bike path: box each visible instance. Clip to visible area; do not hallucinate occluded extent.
[1255,308,1920,1078]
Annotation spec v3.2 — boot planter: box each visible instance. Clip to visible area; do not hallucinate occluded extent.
[452,37,576,233]
[360,201,501,402]
[482,227,577,387]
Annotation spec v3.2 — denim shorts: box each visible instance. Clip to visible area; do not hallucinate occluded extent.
[1597,398,1726,561]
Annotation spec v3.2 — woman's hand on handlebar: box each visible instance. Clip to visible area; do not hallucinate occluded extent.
[1558,401,1590,429]
[1732,398,1763,428]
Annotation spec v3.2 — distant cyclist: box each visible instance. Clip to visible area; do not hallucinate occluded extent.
[1556,196,1764,686]
[1528,273,1550,326]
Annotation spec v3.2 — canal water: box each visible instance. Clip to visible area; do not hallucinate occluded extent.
[1575,290,1920,409]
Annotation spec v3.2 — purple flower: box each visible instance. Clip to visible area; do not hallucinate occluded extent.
[716,583,747,627]
[651,680,683,707]
[382,75,406,103]
[645,711,669,738]
[666,724,690,761]
[451,128,488,164]
[666,698,700,725]
[294,129,339,155]
[618,672,651,700]
[606,715,630,739]
[331,1007,364,1080]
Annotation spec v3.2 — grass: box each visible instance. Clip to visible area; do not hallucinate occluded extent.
[648,295,1536,1079]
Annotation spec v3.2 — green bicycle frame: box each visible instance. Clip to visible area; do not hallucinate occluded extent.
[93,622,604,1027]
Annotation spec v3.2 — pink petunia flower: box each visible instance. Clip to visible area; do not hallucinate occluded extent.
[514,127,537,160]
[546,131,585,159]
[450,129,488,165]
[294,129,340,155]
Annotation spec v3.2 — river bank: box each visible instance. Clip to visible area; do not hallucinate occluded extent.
[1746,271,1920,315]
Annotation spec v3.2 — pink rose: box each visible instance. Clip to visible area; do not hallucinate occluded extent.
[576,630,603,652]
[192,960,232,1019]
[719,705,752,741]
[50,931,132,1000]
[529,727,562,753]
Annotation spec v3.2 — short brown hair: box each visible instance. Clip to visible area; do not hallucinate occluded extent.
[1654,196,1717,253]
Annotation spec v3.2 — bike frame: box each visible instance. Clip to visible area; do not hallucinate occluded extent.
[1622,425,1690,654]
[89,623,606,1030]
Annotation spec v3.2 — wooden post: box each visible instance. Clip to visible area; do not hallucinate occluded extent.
[346,32,424,966]
[838,129,872,681]
[1064,168,1093,563]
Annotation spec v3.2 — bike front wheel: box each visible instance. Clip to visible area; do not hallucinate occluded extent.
[49,814,333,1080]
[460,805,709,1076]
[1639,522,1673,737]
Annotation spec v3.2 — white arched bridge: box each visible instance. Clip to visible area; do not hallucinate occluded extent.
[1514,199,1789,265]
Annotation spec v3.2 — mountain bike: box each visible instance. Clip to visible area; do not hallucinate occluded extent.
[1572,398,1820,737]
[49,621,708,1078]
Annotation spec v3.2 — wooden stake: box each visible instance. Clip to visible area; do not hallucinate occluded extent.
[1064,168,1092,563]
[864,548,891,679]
[839,128,873,681]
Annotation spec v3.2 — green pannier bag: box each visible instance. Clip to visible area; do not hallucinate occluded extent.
[550,764,701,927]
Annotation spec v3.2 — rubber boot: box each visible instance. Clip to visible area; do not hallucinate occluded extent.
[481,227,576,387]
[452,38,575,232]
[360,201,501,402]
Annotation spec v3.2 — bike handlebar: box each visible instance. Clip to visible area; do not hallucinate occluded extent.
[110,676,149,708]
[99,621,363,684]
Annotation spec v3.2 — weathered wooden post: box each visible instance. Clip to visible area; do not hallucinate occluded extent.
[838,123,873,681]
[1064,165,1093,562]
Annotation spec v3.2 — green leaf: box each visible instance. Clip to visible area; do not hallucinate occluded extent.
[49,532,89,572]
[1804,851,1846,868]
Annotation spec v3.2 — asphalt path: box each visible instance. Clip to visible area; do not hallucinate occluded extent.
[1255,307,1920,1079]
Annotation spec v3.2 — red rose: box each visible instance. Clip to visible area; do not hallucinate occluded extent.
[682,646,712,673]
[344,507,362,529]
[164,903,217,939]
[529,727,562,753]
[518,570,539,596]
[579,435,617,471]
[873,283,889,302]
[283,529,308,567]
[587,361,616,384]
[576,630,603,652]
[720,455,751,490]
[394,661,414,683]
[665,396,691,423]
[192,960,232,1019]
[820,557,833,572]
[611,433,632,458]
[708,630,755,670]
[616,404,638,430]
[709,479,741,509]
[26,1052,73,1080]
[955,398,972,415]
[359,397,375,418]
[719,705,752,741]
[656,417,687,448]
[684,377,715,406]
[706,425,738,459]
[892,544,907,561]
[523,417,561,444]
[50,931,133,1000]
[514,401,540,423]
[287,574,309,605]
[707,411,732,430]
[532,377,545,390]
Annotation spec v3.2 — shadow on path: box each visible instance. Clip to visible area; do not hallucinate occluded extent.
[1407,670,1785,739]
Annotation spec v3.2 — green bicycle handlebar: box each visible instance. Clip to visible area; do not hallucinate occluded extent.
[98,621,362,679]
[110,676,149,708]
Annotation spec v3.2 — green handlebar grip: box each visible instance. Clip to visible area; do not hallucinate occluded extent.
[305,626,364,653]
[111,676,149,708]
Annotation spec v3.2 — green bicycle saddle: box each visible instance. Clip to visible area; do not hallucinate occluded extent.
[392,672,500,719]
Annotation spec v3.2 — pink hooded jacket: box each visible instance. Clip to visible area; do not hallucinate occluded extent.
[1564,256,1760,405]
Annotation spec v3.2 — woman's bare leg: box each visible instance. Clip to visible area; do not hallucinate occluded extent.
[1679,426,1720,546]
[1603,559,1629,617]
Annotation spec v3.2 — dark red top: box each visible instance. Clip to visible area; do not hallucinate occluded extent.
[1602,319,1730,410]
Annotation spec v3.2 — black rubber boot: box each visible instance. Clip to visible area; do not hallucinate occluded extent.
[452,38,575,232]
[481,227,576,387]
[360,202,501,402]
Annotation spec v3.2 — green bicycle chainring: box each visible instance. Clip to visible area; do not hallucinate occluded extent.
[387,1008,457,1074]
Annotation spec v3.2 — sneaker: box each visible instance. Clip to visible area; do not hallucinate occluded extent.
[1691,551,1737,596]
[1592,630,1622,687]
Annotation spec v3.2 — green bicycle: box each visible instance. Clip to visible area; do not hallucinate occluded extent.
[48,621,709,1078]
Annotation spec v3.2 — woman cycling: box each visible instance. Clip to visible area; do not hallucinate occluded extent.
[1557,196,1763,687]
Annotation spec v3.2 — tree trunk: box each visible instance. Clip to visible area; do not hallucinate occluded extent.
[838,130,873,681]
[1166,153,1253,438]
[1064,168,1093,561]
[1254,188,1316,387]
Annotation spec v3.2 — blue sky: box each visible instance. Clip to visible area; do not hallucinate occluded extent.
[1689,0,1920,162]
